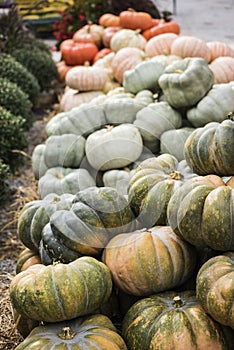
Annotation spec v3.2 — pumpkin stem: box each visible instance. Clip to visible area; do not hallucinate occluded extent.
[58,327,76,340]
[105,124,114,131]
[173,296,185,308]
[169,171,181,180]
[227,111,234,121]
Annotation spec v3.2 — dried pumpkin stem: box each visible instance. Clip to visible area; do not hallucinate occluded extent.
[169,171,181,180]
[58,327,76,340]
[173,296,185,308]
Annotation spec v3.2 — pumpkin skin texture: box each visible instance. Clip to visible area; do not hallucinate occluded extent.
[171,35,211,62]
[167,175,234,251]
[145,33,178,57]
[158,57,214,109]
[207,41,234,62]
[196,254,234,330]
[119,9,152,31]
[184,120,234,176]
[128,154,196,228]
[60,39,98,66]
[142,21,180,41]
[102,226,196,296]
[110,28,147,52]
[99,13,121,27]
[73,23,104,48]
[15,314,127,350]
[65,66,108,92]
[122,290,234,350]
[209,56,234,84]
[60,88,105,113]
[10,256,112,323]
[103,168,135,196]
[16,248,41,274]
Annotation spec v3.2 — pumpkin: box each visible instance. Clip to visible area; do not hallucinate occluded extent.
[102,168,135,196]
[145,33,178,57]
[38,167,96,199]
[92,48,113,64]
[123,60,165,94]
[110,29,147,52]
[99,13,121,27]
[31,143,48,179]
[133,101,182,153]
[209,56,234,84]
[171,35,211,62]
[60,39,98,66]
[16,248,41,274]
[15,314,127,350]
[128,154,197,228]
[186,83,234,128]
[184,119,234,176]
[151,54,182,66]
[10,256,112,323]
[158,57,214,109]
[47,186,136,259]
[160,127,195,161]
[167,175,234,250]
[56,60,73,82]
[85,124,143,171]
[196,254,234,330]
[122,290,234,349]
[142,21,180,41]
[119,8,152,31]
[65,65,108,91]
[102,226,196,296]
[14,311,39,338]
[111,47,146,84]
[207,41,234,61]
[101,26,121,47]
[17,193,74,251]
[60,88,105,112]
[73,23,104,48]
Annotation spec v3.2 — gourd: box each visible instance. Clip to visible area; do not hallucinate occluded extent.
[128,154,197,228]
[167,175,234,250]
[110,29,147,52]
[186,83,234,127]
[15,314,128,350]
[60,88,105,113]
[73,23,104,48]
[31,144,48,180]
[85,124,143,171]
[65,66,108,91]
[145,33,178,57]
[158,57,214,109]
[38,167,95,199]
[196,254,234,330]
[16,248,41,274]
[102,168,135,196]
[60,39,98,66]
[99,13,120,27]
[171,35,211,62]
[142,21,180,41]
[10,256,112,323]
[119,8,152,31]
[207,41,234,61]
[122,290,234,350]
[209,56,234,83]
[184,119,234,176]
[102,226,196,296]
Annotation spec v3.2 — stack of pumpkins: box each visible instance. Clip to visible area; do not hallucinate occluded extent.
[9,9,234,350]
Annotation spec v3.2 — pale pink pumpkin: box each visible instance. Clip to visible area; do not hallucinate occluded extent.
[65,66,108,91]
[171,35,211,62]
[207,41,234,62]
[145,33,178,57]
[111,47,146,84]
[209,56,234,83]
[102,26,121,48]
[60,88,105,112]
[110,29,147,52]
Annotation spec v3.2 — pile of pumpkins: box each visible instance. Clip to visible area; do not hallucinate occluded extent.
[9,8,234,350]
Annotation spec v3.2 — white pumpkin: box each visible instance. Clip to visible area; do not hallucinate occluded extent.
[65,66,108,91]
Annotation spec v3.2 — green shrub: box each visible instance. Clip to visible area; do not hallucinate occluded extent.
[11,47,58,91]
[0,159,10,203]
[0,53,40,105]
[0,77,34,128]
[0,106,28,171]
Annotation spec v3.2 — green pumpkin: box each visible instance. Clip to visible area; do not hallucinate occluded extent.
[15,248,41,274]
[103,168,135,196]
[123,60,165,94]
[196,254,234,330]
[167,175,234,250]
[31,144,48,180]
[15,314,127,350]
[10,256,112,323]
[186,83,234,127]
[184,119,234,176]
[128,153,196,228]
[38,167,95,199]
[158,57,214,108]
[133,101,182,153]
[122,290,234,350]
[18,193,74,251]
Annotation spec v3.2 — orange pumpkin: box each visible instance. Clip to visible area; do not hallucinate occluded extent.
[56,60,73,82]
[99,13,120,27]
[60,39,98,66]
[73,23,104,48]
[171,35,211,62]
[145,32,178,57]
[142,21,180,41]
[119,8,152,31]
[207,41,234,62]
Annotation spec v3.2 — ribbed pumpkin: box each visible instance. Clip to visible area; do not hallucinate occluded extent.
[128,153,196,228]
[60,39,98,66]
[102,168,135,196]
[60,88,105,112]
[110,28,147,52]
[142,21,180,41]
[99,13,121,27]
[101,26,121,47]
[15,314,128,350]
[186,83,234,128]
[65,66,108,91]
[145,33,178,57]
[73,23,104,48]
[119,8,152,31]
[171,35,211,62]
[18,193,74,252]
[184,119,234,176]
[16,248,41,274]
[167,175,234,250]
[196,254,234,330]
[209,56,234,84]
[31,143,48,179]
[207,41,234,61]
[122,290,234,350]
[10,256,112,323]
[158,57,214,109]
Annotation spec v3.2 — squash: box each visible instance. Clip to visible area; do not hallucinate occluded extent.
[60,39,98,66]
[128,154,197,228]
[110,28,147,52]
[85,124,143,171]
[184,119,234,176]
[102,226,196,296]
[151,54,182,66]
[10,256,112,323]
[101,26,121,47]
[73,23,104,48]
[60,88,105,113]
[209,56,234,84]
[158,57,214,109]
[102,168,135,196]
[167,175,234,250]
[196,254,234,330]
[122,290,234,349]
[133,101,182,153]
[207,41,234,62]
[31,143,48,180]
[99,13,121,27]
[119,8,152,31]
[145,33,178,57]
[18,193,74,252]
[15,314,127,350]
[186,83,234,128]
[142,21,180,41]
[171,35,211,62]
[16,248,41,274]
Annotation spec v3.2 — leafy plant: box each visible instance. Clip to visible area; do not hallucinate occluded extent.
[0,158,10,203]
